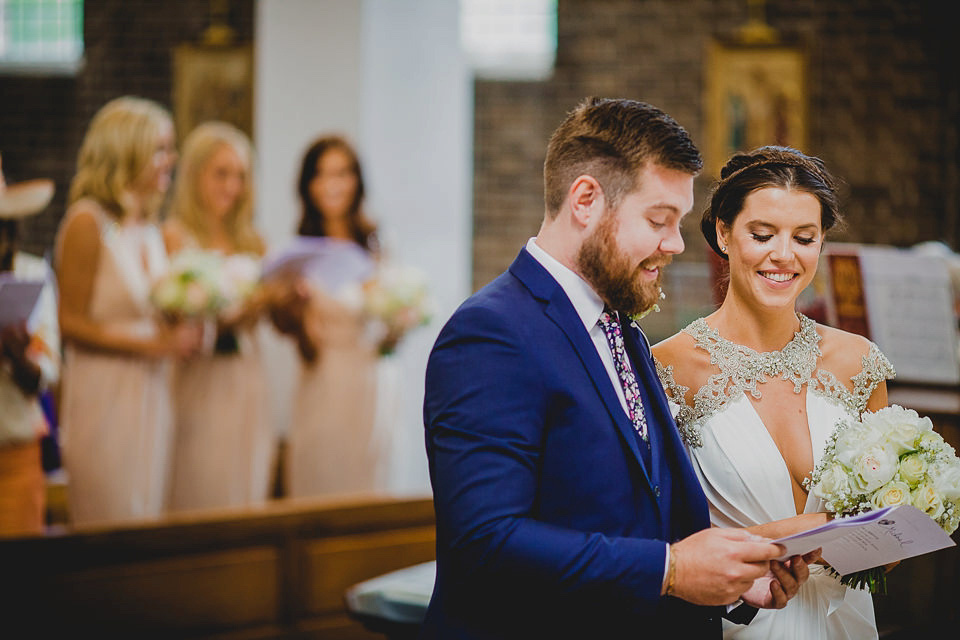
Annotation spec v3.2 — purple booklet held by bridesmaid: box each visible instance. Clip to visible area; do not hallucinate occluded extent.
[261,236,375,292]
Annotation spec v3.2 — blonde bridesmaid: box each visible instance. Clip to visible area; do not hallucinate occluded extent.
[163,121,275,512]
[55,96,203,526]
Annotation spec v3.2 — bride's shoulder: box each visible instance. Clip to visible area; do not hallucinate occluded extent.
[815,323,885,378]
[652,329,714,385]
[652,330,702,367]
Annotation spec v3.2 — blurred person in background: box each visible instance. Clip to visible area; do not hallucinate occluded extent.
[55,96,203,526]
[278,135,384,497]
[0,155,59,536]
[163,121,275,512]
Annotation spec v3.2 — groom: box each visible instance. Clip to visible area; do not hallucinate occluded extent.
[422,98,813,638]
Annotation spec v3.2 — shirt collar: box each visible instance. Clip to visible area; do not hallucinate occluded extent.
[525,237,605,332]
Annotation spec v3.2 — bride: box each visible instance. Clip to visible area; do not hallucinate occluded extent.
[653,146,894,639]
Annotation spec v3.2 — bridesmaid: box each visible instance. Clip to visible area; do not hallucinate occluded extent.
[284,135,383,497]
[163,121,275,512]
[55,96,203,526]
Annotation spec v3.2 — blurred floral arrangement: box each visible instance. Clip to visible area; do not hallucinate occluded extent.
[151,249,261,321]
[362,264,434,356]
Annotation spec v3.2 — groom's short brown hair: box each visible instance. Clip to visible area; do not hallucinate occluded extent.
[543,97,702,217]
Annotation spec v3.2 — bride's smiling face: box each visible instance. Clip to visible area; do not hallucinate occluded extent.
[719,186,823,311]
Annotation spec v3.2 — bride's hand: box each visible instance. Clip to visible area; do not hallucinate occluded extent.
[741,549,819,609]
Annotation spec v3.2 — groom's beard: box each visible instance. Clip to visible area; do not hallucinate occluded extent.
[576,210,669,317]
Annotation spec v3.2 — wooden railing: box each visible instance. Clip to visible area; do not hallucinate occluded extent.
[4,494,436,639]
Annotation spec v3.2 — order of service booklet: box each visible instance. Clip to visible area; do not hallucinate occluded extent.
[0,276,44,329]
[773,504,956,575]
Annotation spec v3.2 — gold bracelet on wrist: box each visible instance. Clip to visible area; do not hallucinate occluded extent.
[665,549,677,596]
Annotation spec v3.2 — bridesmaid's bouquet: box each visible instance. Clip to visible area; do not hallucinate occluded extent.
[362,263,434,355]
[216,253,262,318]
[805,404,960,592]
[151,249,261,320]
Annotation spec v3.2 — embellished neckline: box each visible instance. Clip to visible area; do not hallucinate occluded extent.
[686,313,821,394]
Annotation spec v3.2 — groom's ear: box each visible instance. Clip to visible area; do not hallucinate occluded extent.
[568,174,604,228]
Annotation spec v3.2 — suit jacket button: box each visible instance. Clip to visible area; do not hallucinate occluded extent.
[654,486,660,497]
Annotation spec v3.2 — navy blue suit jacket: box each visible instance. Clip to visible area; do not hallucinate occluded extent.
[422,249,720,638]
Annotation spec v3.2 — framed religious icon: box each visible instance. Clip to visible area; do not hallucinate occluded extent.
[172,44,254,144]
[704,40,808,178]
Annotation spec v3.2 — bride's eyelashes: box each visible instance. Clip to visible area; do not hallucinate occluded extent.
[748,232,819,245]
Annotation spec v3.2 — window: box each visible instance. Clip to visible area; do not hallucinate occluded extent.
[0,0,83,74]
[460,0,556,81]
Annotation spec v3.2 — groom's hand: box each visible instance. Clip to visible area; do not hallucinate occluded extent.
[666,528,783,606]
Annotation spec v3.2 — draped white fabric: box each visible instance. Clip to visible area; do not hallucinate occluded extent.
[671,390,878,639]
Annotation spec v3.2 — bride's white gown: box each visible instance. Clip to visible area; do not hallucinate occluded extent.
[656,314,895,639]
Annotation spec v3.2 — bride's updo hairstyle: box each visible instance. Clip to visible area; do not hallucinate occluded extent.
[701,145,842,260]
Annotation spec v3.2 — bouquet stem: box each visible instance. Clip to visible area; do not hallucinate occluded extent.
[832,566,887,595]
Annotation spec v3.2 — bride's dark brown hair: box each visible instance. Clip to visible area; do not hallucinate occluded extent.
[701,146,843,260]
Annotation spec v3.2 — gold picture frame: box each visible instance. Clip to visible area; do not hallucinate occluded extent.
[704,41,807,178]
[172,43,254,144]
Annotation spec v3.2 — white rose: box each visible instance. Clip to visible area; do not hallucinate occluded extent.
[918,431,945,451]
[814,462,851,500]
[911,483,946,520]
[834,421,882,468]
[898,453,927,488]
[885,422,921,455]
[933,461,960,501]
[863,405,922,433]
[863,405,933,454]
[852,444,899,492]
[872,480,912,509]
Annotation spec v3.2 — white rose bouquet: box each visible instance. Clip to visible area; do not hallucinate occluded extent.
[805,404,960,593]
[362,264,434,356]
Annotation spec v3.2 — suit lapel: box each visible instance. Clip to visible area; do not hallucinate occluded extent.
[624,319,712,534]
[622,322,666,498]
[509,250,655,489]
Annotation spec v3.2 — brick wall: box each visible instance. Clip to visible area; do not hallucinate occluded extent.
[472,0,960,290]
[0,0,254,258]
[2,0,958,299]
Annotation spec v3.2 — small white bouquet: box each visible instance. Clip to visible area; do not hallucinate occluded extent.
[151,249,226,319]
[805,404,960,592]
[362,264,434,355]
[151,250,261,320]
[216,253,262,318]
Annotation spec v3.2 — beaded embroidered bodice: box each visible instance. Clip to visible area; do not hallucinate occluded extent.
[655,314,896,448]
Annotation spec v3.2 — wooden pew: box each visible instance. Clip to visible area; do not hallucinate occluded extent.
[4,494,436,639]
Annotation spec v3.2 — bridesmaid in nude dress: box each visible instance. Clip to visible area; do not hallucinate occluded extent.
[163,121,276,512]
[55,96,203,526]
[282,136,384,497]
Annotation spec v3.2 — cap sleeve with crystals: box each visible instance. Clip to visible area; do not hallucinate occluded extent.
[850,342,896,414]
[654,357,702,448]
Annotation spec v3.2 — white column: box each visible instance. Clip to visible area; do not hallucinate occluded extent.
[255,0,472,495]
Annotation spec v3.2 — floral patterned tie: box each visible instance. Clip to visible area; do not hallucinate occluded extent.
[598,309,649,443]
